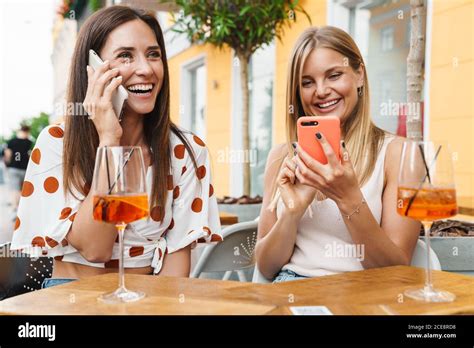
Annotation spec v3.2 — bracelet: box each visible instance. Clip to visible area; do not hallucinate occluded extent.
[342,198,366,220]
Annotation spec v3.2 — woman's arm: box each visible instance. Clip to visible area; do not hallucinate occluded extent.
[158,245,191,277]
[256,144,314,280]
[3,148,12,165]
[65,189,118,263]
[336,138,420,268]
[294,136,420,268]
[66,60,128,263]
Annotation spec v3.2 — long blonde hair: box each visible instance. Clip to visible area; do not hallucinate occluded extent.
[271,26,385,205]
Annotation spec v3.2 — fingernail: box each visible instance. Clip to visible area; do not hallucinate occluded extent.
[342,141,346,148]
[316,132,322,140]
[293,151,297,156]
[116,76,123,79]
[112,68,119,71]
[104,60,110,64]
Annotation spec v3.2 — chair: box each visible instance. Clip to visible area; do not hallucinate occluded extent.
[411,238,442,270]
[0,243,53,299]
[251,238,442,283]
[252,264,271,284]
[191,220,258,281]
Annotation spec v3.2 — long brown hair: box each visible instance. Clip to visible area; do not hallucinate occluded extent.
[270,26,385,205]
[63,6,198,217]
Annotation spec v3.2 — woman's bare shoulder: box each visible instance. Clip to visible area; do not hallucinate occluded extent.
[384,135,405,180]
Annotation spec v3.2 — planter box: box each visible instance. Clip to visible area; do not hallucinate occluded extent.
[218,203,262,223]
[430,237,474,276]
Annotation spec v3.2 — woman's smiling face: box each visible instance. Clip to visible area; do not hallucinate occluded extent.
[99,19,164,115]
[300,47,363,123]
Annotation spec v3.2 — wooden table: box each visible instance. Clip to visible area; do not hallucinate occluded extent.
[458,196,474,216]
[1,266,474,315]
[219,211,238,225]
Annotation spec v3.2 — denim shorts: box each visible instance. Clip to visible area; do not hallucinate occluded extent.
[273,269,308,283]
[41,278,77,289]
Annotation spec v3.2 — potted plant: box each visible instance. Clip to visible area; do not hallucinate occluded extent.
[428,219,474,276]
[171,0,310,222]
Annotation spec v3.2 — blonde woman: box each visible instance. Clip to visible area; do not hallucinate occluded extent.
[255,26,421,282]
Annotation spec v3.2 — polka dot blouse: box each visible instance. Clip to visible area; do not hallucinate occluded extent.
[10,124,223,274]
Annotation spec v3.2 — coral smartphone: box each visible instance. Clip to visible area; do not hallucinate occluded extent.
[297,116,341,164]
[88,49,128,120]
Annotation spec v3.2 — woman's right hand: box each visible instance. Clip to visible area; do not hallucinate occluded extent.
[278,151,317,217]
[83,61,123,145]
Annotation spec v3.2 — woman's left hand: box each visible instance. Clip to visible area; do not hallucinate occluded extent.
[293,133,361,207]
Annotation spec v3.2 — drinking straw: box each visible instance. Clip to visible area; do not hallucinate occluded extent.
[404,144,442,217]
[93,148,135,212]
[107,148,135,194]
[418,144,432,184]
[105,146,111,191]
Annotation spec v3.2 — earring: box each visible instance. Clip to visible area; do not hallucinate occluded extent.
[357,86,363,96]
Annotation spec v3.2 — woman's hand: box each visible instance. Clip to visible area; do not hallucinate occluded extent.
[83,61,123,145]
[293,134,362,211]
[277,149,317,217]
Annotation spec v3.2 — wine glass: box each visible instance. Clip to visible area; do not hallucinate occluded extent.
[397,140,458,302]
[92,146,149,303]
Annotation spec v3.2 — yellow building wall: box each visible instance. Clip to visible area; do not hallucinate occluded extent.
[429,0,473,197]
[273,0,327,145]
[168,44,233,197]
[168,0,473,198]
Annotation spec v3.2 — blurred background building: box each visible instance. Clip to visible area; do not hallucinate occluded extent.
[49,0,473,200]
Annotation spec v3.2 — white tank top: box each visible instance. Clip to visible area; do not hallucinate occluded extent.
[276,135,395,277]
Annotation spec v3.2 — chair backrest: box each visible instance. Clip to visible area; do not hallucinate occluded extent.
[252,264,271,283]
[252,238,442,283]
[411,238,442,270]
[0,243,53,299]
[191,220,258,278]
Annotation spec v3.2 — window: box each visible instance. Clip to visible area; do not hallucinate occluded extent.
[189,64,206,139]
[180,57,206,140]
[328,0,417,134]
[381,26,394,52]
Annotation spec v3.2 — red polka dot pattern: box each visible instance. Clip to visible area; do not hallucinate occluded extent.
[48,126,64,138]
[193,135,205,147]
[45,236,59,248]
[21,181,34,197]
[104,259,119,268]
[59,207,72,220]
[191,198,203,213]
[31,148,41,164]
[150,206,163,222]
[31,236,45,247]
[174,144,185,159]
[44,177,59,193]
[210,234,223,242]
[196,166,206,180]
[129,246,144,257]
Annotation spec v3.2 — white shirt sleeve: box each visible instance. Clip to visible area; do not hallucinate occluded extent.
[10,125,81,258]
[165,133,222,253]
